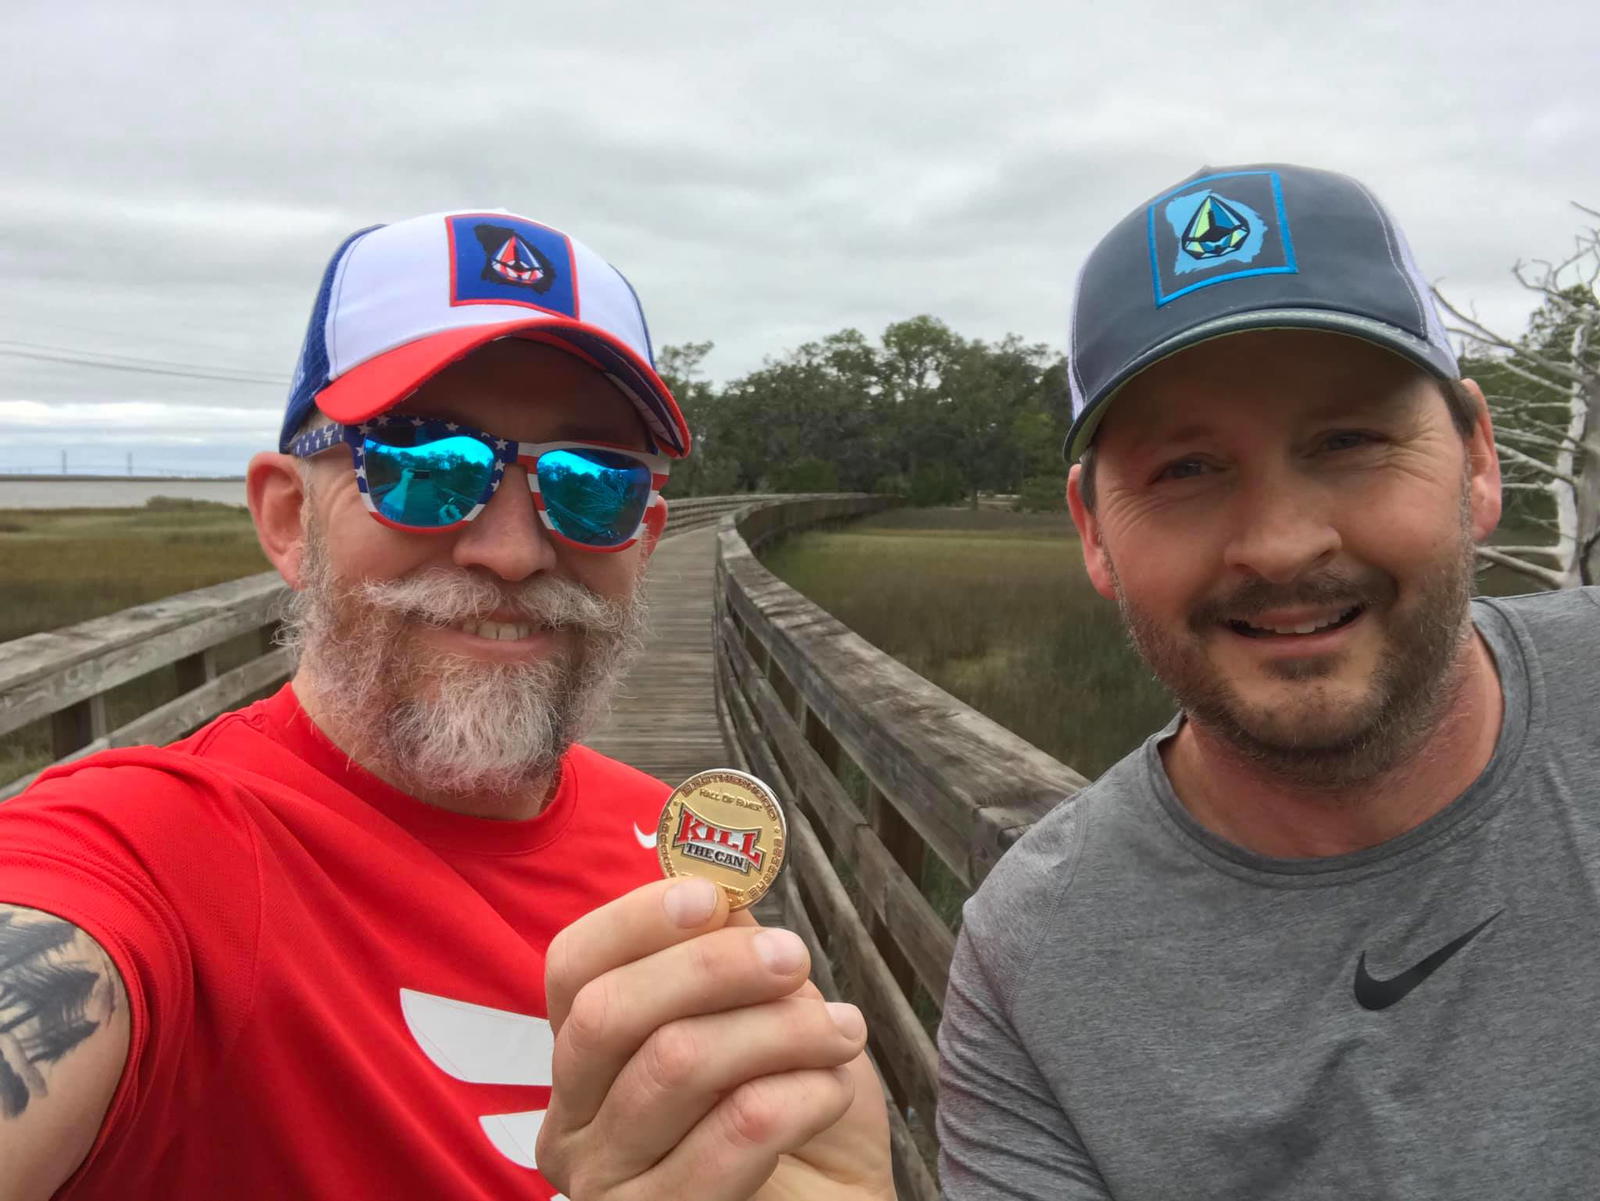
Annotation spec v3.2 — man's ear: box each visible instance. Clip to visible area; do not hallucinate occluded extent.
[248,452,310,588]
[1458,378,1503,544]
[1066,463,1117,602]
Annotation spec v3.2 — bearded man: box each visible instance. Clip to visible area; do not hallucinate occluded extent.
[0,210,873,1201]
[937,164,1600,1199]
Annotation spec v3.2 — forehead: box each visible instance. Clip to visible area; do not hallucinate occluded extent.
[394,337,645,445]
[1096,329,1436,450]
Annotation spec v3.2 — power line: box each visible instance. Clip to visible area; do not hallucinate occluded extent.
[0,339,288,386]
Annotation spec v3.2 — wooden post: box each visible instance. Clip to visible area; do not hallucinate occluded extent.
[863,784,920,999]
[49,694,107,759]
[803,708,842,776]
[173,647,219,695]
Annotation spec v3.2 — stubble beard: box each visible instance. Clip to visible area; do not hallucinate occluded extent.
[1107,492,1479,792]
[281,518,647,803]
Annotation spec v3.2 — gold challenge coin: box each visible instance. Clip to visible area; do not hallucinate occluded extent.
[656,769,787,910]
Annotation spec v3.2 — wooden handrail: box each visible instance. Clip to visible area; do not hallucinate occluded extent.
[712,494,1089,1195]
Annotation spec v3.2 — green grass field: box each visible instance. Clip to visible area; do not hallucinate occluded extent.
[0,499,272,786]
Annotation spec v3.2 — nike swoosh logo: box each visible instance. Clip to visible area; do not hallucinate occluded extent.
[1353,910,1503,1011]
[634,823,655,850]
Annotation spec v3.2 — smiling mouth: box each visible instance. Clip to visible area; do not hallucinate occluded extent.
[1227,605,1364,639]
[442,619,559,641]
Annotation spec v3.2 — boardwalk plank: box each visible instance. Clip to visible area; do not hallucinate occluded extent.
[583,526,729,785]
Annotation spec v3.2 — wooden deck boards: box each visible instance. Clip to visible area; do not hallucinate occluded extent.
[583,526,728,784]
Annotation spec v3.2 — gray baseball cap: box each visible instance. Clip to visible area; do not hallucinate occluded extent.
[1063,163,1459,461]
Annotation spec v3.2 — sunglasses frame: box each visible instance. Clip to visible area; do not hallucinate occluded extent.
[288,416,670,552]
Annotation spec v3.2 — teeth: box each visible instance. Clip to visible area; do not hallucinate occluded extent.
[1240,607,1357,637]
[450,620,537,641]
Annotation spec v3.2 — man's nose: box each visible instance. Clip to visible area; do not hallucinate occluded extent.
[1220,464,1341,585]
[450,464,560,581]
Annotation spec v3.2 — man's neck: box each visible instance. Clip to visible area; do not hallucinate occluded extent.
[291,670,560,822]
[1161,631,1505,859]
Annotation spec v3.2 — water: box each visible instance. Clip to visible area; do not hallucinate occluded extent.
[0,477,248,509]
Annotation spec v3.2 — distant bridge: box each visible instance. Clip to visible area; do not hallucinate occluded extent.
[0,493,1089,1197]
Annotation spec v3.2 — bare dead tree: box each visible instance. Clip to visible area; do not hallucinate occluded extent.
[1434,205,1600,590]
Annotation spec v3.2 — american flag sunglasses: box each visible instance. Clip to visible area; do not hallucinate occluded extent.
[288,416,670,552]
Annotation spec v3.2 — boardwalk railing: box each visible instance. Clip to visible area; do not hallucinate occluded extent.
[713,495,1091,1198]
[0,494,765,800]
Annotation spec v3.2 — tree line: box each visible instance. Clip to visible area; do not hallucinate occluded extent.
[658,317,1071,509]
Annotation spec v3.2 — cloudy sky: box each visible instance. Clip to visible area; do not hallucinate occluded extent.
[3,0,1595,476]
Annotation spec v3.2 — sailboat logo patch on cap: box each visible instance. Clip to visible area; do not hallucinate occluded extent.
[447,213,579,318]
[1146,170,1298,307]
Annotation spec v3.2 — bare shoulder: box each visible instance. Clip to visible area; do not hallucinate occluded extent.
[0,904,129,1201]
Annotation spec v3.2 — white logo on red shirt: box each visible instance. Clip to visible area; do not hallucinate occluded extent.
[399,987,568,1197]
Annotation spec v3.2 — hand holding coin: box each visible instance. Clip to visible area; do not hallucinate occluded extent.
[656,769,787,910]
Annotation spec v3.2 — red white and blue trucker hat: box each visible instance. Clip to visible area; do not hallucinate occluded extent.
[1063,163,1459,461]
[278,209,691,456]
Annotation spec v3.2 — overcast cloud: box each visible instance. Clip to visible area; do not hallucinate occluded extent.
[2,0,1595,475]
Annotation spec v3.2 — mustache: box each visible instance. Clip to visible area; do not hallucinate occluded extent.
[1189,568,1396,630]
[353,568,635,635]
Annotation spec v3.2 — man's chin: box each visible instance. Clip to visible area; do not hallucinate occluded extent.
[1220,699,1384,757]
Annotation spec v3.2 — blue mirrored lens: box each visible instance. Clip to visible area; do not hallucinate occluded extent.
[538,448,652,547]
[363,432,496,528]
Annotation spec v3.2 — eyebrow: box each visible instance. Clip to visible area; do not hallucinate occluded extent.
[1138,392,1419,451]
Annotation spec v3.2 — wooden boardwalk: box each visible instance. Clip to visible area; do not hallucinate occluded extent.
[583,524,727,783]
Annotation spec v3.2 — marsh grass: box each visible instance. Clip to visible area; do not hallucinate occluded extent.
[0,500,269,645]
[0,501,273,785]
[762,508,1176,780]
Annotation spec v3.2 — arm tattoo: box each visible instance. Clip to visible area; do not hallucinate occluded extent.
[0,910,118,1119]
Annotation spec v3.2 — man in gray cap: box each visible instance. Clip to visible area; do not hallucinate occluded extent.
[937,164,1600,1197]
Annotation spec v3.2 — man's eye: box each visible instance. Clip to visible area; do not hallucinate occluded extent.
[1321,430,1375,453]
[1155,458,1208,482]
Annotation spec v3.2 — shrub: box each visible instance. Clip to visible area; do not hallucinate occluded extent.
[1016,474,1067,512]
[906,462,965,507]
[770,456,839,493]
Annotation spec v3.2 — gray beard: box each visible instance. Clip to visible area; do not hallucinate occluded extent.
[1108,490,1479,792]
[280,519,646,802]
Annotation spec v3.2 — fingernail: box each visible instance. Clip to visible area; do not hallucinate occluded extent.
[753,928,807,975]
[663,879,719,928]
[826,1001,864,1039]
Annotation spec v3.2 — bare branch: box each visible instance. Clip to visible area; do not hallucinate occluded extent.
[1499,481,1558,492]
[1494,425,1584,453]
[1497,443,1579,484]
[1476,546,1564,589]
[1433,288,1522,352]
[1491,545,1566,559]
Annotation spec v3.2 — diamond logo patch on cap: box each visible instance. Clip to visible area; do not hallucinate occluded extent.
[447,213,579,318]
[1147,170,1297,307]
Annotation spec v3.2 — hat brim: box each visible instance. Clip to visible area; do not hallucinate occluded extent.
[1062,309,1459,462]
[316,317,692,457]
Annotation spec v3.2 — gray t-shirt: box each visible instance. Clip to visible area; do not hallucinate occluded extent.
[938,588,1600,1199]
